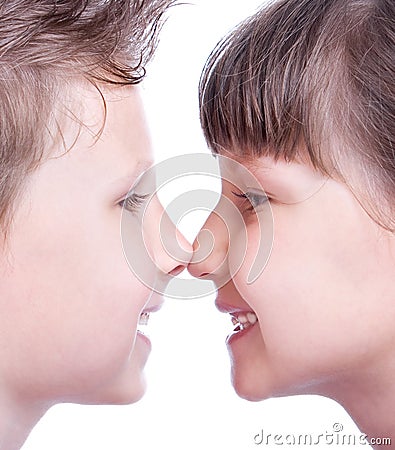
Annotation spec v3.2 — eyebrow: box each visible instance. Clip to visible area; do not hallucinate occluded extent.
[118,160,152,181]
[112,160,153,194]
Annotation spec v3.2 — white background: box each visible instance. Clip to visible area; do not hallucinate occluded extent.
[24,1,367,449]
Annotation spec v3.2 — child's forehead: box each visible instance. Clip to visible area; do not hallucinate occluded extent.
[215,147,259,166]
[214,151,275,192]
[216,147,291,172]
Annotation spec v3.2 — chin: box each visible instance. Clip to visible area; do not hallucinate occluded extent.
[230,364,274,402]
[77,338,151,406]
[228,347,275,402]
[226,322,276,402]
[82,368,148,406]
[104,331,151,404]
[102,378,147,405]
[230,353,330,402]
[227,335,304,402]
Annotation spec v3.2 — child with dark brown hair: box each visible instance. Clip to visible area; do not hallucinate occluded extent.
[189,0,395,441]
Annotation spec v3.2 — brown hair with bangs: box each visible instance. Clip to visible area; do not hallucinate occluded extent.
[199,0,395,230]
[0,0,175,241]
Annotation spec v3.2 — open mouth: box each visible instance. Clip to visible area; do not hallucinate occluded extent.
[230,311,258,332]
[215,298,259,336]
[138,311,150,326]
[137,312,153,337]
[137,302,163,332]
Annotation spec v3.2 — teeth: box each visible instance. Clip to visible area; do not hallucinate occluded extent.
[239,315,248,324]
[139,312,150,326]
[231,311,258,330]
[246,312,257,324]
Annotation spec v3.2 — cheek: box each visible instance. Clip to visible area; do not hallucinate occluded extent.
[230,204,392,374]
[3,207,151,390]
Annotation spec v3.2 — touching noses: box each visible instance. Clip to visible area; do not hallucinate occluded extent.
[144,197,193,277]
[188,211,229,280]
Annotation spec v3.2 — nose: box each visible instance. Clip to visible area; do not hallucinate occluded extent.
[144,196,193,277]
[188,210,229,280]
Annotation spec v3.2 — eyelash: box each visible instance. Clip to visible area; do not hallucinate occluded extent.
[118,193,149,213]
[232,191,269,212]
[119,190,268,214]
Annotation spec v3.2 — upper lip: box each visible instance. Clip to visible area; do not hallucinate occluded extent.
[215,298,254,315]
[214,282,256,315]
[142,300,164,314]
[141,289,165,314]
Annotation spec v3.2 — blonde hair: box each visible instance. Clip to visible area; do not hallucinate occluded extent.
[0,0,175,240]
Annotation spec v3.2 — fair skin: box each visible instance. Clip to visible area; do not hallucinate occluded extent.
[0,81,192,449]
[189,153,395,441]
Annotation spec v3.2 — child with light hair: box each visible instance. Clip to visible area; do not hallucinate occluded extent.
[0,1,192,448]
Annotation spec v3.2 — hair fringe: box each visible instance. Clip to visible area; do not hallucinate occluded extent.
[199,0,395,231]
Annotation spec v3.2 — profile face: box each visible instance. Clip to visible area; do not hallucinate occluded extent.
[0,83,190,406]
[189,153,395,401]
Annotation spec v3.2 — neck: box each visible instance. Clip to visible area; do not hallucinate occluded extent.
[0,390,49,450]
[320,356,395,447]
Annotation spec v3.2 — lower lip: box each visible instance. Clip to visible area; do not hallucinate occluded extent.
[136,330,152,349]
[226,322,258,345]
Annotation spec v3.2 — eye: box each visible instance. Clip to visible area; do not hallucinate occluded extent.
[118,192,149,214]
[232,190,269,212]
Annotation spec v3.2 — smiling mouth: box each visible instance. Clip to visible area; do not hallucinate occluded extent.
[230,311,258,331]
[138,312,150,326]
[137,302,163,330]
